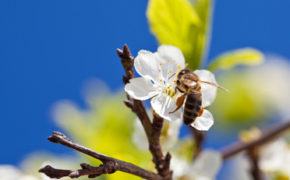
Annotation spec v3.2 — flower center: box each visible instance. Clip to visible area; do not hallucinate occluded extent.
[164,84,176,98]
[158,61,183,99]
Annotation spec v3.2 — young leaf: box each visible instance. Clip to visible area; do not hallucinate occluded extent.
[207,48,264,71]
[147,0,213,69]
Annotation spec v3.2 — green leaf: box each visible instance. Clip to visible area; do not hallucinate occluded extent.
[207,48,264,71]
[147,0,213,69]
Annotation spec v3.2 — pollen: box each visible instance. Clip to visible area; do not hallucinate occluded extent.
[177,65,181,69]
[158,78,163,82]
[160,63,163,66]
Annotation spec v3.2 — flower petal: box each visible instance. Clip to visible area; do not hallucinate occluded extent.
[151,93,182,121]
[157,45,186,81]
[161,119,182,151]
[134,50,163,82]
[194,69,217,107]
[191,109,214,131]
[190,150,222,179]
[259,138,290,175]
[125,77,159,100]
[230,157,252,180]
[170,156,190,179]
[157,45,185,67]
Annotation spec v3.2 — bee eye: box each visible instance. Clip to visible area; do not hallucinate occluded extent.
[178,70,185,76]
[179,69,190,76]
[177,80,180,84]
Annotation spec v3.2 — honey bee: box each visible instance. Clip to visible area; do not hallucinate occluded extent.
[170,68,227,126]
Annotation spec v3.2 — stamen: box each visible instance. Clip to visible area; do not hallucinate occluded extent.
[173,66,182,81]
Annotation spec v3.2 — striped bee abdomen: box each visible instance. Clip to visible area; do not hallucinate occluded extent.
[183,92,202,125]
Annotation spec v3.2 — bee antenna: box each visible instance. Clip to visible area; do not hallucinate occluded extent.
[200,81,229,92]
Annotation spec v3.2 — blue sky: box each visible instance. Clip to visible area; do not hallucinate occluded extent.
[0,0,290,165]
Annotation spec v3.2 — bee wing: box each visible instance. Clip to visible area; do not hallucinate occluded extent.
[191,109,214,131]
[194,70,217,107]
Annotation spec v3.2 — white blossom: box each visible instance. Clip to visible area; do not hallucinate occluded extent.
[170,150,222,180]
[125,45,185,121]
[259,138,290,178]
[125,45,218,130]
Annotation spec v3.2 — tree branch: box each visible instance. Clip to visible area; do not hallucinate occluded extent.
[117,45,172,179]
[39,163,106,179]
[221,120,290,160]
[39,132,162,180]
[117,44,152,140]
[150,112,172,179]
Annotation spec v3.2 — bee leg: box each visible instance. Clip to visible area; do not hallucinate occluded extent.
[169,94,186,114]
[198,106,204,117]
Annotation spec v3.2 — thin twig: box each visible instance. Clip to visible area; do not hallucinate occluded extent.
[221,121,290,160]
[39,132,162,180]
[117,45,172,179]
[39,163,106,179]
[117,44,152,139]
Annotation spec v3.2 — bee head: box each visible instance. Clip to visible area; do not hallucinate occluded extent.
[177,68,191,80]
